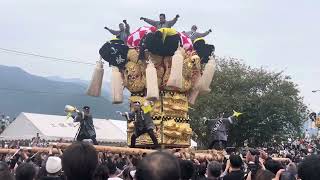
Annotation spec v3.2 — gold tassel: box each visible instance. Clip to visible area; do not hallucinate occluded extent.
[146,59,159,100]
[166,47,184,89]
[86,59,104,97]
[199,56,216,94]
[111,66,124,104]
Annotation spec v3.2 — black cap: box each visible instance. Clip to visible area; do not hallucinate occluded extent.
[83,106,90,110]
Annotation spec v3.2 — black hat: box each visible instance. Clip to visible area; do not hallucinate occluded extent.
[83,106,90,110]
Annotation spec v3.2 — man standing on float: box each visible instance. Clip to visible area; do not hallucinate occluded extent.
[206,111,242,150]
[123,97,159,148]
[73,106,98,145]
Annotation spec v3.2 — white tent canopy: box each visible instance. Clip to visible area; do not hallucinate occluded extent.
[1,112,197,146]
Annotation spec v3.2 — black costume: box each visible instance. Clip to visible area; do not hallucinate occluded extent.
[139,28,181,60]
[127,110,159,148]
[74,111,98,145]
[207,116,235,150]
[193,38,215,64]
[99,39,129,70]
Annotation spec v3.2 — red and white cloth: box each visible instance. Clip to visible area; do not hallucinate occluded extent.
[178,32,193,52]
[127,26,157,47]
[127,26,193,52]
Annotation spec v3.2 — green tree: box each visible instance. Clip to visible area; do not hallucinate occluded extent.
[190,57,308,148]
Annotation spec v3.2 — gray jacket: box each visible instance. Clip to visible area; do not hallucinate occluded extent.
[185,30,210,42]
[207,117,234,141]
[142,18,178,29]
[106,23,130,44]
[74,112,96,137]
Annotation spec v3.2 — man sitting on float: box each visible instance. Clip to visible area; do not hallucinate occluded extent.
[140,13,179,29]
[184,25,212,42]
[104,20,130,44]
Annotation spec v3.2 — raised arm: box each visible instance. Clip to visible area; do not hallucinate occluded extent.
[140,17,158,26]
[124,21,130,34]
[104,27,120,35]
[74,112,83,122]
[167,14,179,27]
[222,117,234,125]
[197,29,211,38]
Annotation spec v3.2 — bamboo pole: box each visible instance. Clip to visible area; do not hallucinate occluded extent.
[0,146,290,163]
[0,147,60,154]
[0,144,225,162]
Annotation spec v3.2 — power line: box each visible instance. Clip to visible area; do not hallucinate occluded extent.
[0,87,111,102]
[0,47,96,65]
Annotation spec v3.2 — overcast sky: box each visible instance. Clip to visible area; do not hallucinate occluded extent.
[0,0,319,111]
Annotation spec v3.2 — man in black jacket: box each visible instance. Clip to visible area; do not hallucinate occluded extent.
[74,106,98,145]
[124,99,159,148]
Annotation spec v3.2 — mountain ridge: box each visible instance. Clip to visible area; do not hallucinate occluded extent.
[0,65,127,119]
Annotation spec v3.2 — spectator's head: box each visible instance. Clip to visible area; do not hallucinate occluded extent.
[0,161,9,171]
[229,154,243,169]
[265,159,283,175]
[46,156,62,175]
[135,151,180,180]
[0,161,14,180]
[254,169,275,180]
[159,13,166,23]
[207,161,222,178]
[280,171,296,180]
[94,162,109,180]
[179,160,194,180]
[197,163,207,177]
[62,142,98,180]
[119,23,125,31]
[298,155,320,180]
[286,162,297,176]
[107,161,117,176]
[0,170,14,180]
[15,163,37,180]
[191,25,197,31]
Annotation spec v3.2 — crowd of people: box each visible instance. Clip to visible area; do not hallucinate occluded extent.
[0,141,319,180]
[0,133,53,149]
[0,114,12,134]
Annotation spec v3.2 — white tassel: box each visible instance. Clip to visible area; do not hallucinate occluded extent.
[146,60,159,100]
[86,60,104,97]
[188,70,202,104]
[188,89,200,105]
[111,66,124,104]
[199,56,216,94]
[166,47,184,89]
